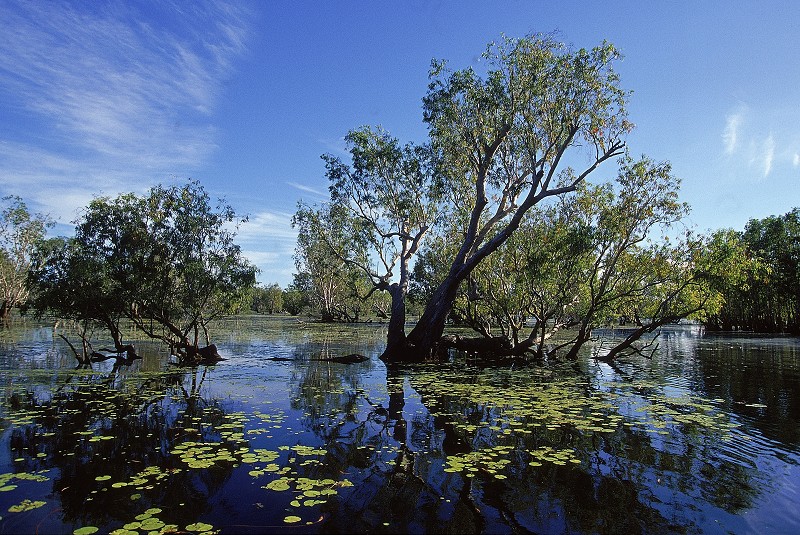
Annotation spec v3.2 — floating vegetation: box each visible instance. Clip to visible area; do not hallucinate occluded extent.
[443,446,514,477]
[0,318,791,534]
[263,476,353,511]
[8,498,46,513]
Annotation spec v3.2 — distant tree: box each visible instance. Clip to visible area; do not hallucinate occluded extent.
[251,283,284,314]
[27,181,258,364]
[292,199,391,322]
[703,209,800,333]
[282,280,310,316]
[0,196,53,319]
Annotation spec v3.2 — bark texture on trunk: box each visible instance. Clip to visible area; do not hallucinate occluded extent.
[381,273,462,364]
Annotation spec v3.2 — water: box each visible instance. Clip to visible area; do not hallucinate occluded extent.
[0,318,798,534]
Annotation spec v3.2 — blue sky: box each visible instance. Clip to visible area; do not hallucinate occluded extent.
[1,1,799,287]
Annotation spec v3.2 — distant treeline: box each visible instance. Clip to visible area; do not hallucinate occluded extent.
[705,208,800,334]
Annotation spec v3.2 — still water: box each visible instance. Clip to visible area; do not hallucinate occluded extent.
[0,317,798,534]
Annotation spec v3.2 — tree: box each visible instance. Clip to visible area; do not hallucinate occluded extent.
[423,156,717,362]
[292,201,377,322]
[27,235,136,364]
[442,194,594,358]
[282,275,312,316]
[251,283,284,314]
[28,181,258,364]
[303,34,631,363]
[702,210,800,333]
[559,156,691,359]
[0,196,53,319]
[298,127,442,331]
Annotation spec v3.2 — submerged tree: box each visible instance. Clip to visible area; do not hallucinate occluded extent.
[419,156,720,362]
[27,235,135,364]
[0,196,53,319]
[298,33,631,362]
[296,126,443,336]
[28,181,257,364]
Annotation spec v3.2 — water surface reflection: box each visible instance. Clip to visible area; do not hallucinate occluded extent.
[0,319,798,534]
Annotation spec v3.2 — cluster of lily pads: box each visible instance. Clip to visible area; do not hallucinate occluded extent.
[264,475,354,525]
[603,380,740,439]
[72,509,219,535]
[1,471,51,517]
[170,436,356,526]
[408,366,741,483]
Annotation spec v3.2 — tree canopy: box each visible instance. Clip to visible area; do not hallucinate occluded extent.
[703,209,800,333]
[27,181,257,364]
[297,33,635,362]
[0,195,53,319]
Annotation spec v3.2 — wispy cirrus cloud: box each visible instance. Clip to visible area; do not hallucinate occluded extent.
[721,104,796,179]
[761,134,775,177]
[287,181,327,197]
[0,0,251,222]
[722,110,744,154]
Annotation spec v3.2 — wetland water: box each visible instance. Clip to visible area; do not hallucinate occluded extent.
[0,317,798,534]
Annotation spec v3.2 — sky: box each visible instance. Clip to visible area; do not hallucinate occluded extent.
[1,1,799,287]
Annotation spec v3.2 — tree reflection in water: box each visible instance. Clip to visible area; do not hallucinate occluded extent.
[278,344,763,534]
[4,360,235,532]
[0,322,794,534]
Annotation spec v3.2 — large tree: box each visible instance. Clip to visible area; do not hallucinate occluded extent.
[302,34,631,363]
[0,196,53,319]
[421,156,719,362]
[28,181,258,364]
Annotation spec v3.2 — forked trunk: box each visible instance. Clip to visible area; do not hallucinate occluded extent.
[384,283,407,354]
[381,273,462,364]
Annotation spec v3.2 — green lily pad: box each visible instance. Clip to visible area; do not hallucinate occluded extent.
[186,522,214,532]
[8,499,47,513]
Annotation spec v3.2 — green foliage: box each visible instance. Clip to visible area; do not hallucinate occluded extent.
[422,154,714,360]
[250,283,284,314]
[703,209,800,332]
[27,181,257,360]
[0,195,53,318]
[296,33,635,360]
[292,202,373,322]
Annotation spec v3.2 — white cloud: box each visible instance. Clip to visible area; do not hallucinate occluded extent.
[287,181,326,197]
[762,135,775,177]
[723,112,743,154]
[236,211,297,244]
[235,211,298,286]
[793,153,800,167]
[0,0,251,221]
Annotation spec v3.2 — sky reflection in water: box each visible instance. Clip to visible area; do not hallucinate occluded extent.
[0,318,798,534]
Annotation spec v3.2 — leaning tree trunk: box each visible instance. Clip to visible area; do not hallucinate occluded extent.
[381,272,462,364]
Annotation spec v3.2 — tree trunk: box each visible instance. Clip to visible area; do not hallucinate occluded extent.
[0,300,11,320]
[380,283,413,363]
[382,273,462,364]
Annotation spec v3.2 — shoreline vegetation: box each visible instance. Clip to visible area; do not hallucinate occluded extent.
[1,34,798,367]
